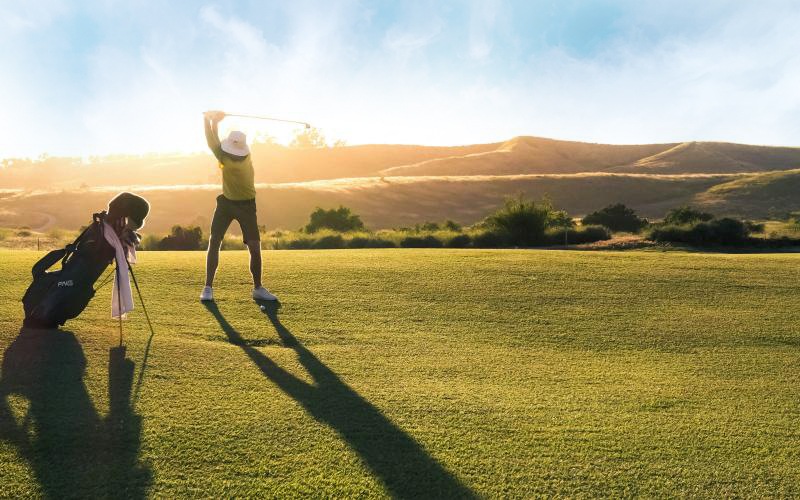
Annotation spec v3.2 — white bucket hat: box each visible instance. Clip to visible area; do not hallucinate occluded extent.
[221,130,250,157]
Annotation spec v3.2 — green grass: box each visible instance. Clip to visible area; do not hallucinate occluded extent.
[1,249,800,497]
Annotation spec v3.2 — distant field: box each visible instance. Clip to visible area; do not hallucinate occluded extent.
[4,136,800,231]
[0,173,737,233]
[1,249,799,497]
[6,136,797,191]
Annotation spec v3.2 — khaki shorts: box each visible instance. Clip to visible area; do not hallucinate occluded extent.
[210,195,260,243]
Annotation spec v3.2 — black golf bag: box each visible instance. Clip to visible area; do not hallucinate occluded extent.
[22,212,117,328]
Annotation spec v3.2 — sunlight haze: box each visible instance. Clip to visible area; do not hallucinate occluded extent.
[2,1,800,157]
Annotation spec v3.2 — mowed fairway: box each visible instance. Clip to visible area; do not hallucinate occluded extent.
[1,248,799,497]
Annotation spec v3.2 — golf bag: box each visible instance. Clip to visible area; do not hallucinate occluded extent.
[22,212,116,328]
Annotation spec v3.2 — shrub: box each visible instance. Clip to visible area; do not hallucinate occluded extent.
[305,206,365,233]
[418,221,440,231]
[347,237,395,248]
[312,234,345,249]
[648,218,750,245]
[571,225,611,244]
[220,237,246,250]
[756,236,800,248]
[711,217,750,242]
[472,231,509,248]
[663,206,714,225]
[400,235,444,248]
[649,225,691,244]
[158,225,203,250]
[745,220,766,234]
[582,203,648,232]
[484,195,552,246]
[544,225,611,245]
[287,238,315,249]
[47,227,66,240]
[16,230,32,237]
[140,233,161,250]
[445,234,472,248]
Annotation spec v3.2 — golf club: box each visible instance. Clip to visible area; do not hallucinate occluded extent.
[210,111,312,129]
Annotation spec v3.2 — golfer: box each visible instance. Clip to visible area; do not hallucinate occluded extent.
[200,111,277,302]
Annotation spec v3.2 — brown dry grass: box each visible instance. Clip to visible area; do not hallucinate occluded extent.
[0,173,730,233]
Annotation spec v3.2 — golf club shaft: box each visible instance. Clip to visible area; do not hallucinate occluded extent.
[223,113,311,128]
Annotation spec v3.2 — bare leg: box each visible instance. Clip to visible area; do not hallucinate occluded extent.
[205,236,223,287]
[246,240,262,289]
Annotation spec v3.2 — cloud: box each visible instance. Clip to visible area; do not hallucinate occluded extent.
[0,1,69,36]
[469,0,502,61]
[383,25,441,54]
[3,0,800,158]
[200,5,277,63]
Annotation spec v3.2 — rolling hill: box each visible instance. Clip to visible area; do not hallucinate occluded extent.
[381,137,800,177]
[380,137,678,176]
[0,173,736,233]
[692,169,800,218]
[2,135,800,231]
[0,143,500,191]
[4,136,800,191]
[609,141,800,174]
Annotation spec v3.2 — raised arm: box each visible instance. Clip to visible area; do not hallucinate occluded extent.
[204,111,225,163]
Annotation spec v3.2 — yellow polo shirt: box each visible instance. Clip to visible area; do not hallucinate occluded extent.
[218,155,256,201]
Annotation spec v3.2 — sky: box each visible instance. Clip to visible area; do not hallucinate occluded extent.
[2,0,800,158]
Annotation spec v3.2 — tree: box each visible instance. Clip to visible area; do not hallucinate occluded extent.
[304,206,365,233]
[290,127,327,149]
[547,210,575,229]
[484,195,554,246]
[582,203,648,232]
[663,206,713,225]
[158,225,203,250]
[252,132,279,146]
[548,209,575,245]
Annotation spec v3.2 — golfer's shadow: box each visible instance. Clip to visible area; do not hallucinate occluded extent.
[204,302,475,499]
[0,327,151,499]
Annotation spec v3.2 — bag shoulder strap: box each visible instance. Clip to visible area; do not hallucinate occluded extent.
[62,211,108,266]
[31,249,68,277]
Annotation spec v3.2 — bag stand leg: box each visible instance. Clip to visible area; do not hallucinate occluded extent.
[116,263,123,347]
[126,262,154,338]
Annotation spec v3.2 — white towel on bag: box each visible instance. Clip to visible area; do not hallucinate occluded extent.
[102,222,136,318]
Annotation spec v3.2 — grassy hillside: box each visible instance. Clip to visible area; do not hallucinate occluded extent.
[4,136,800,231]
[693,168,800,218]
[4,137,800,193]
[381,137,800,177]
[381,137,677,176]
[0,174,733,233]
[1,249,799,497]
[0,143,500,190]
[251,142,501,183]
[610,141,800,174]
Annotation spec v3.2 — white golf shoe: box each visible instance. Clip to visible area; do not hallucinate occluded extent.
[252,286,278,301]
[200,286,214,302]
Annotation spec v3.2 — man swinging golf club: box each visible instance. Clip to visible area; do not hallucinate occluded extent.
[200,110,277,302]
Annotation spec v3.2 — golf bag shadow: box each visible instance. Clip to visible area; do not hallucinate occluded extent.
[22,212,116,328]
